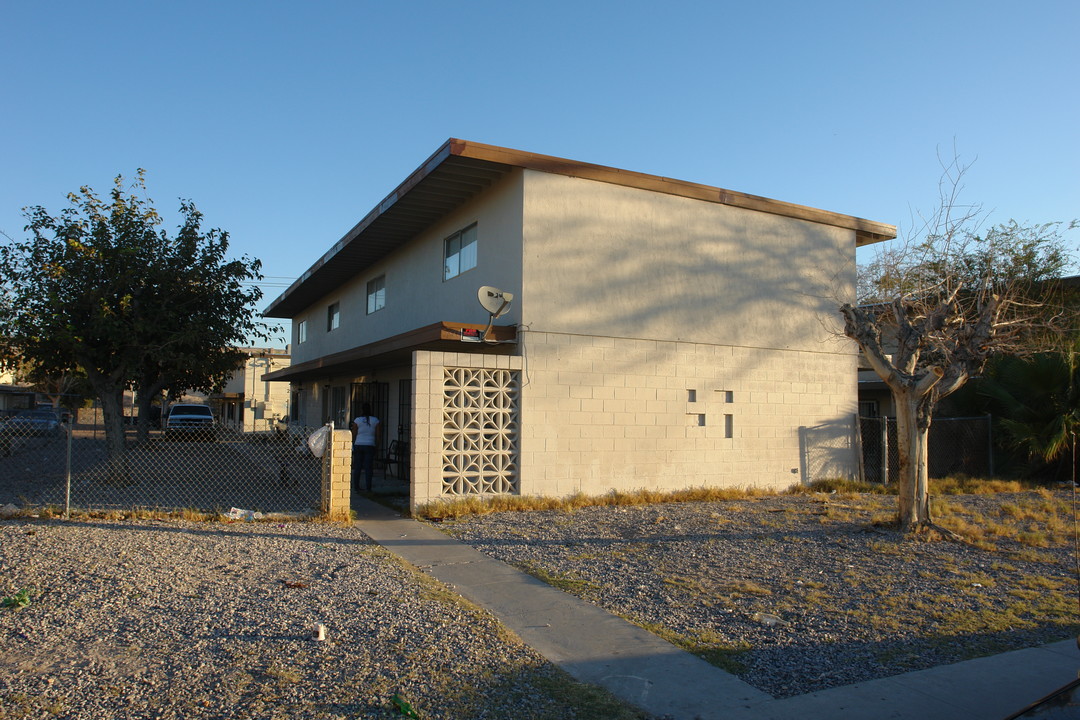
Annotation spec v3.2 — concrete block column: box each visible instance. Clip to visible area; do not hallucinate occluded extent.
[411,350,524,512]
[322,428,353,518]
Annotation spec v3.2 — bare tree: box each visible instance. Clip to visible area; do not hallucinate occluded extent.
[841,154,1075,529]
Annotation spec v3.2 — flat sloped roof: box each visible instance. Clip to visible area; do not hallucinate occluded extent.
[264,139,896,318]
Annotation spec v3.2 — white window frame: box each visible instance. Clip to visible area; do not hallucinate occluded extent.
[296,319,307,344]
[443,223,477,281]
[327,302,340,332]
[366,275,386,315]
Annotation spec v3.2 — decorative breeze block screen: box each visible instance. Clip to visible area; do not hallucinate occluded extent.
[442,367,520,496]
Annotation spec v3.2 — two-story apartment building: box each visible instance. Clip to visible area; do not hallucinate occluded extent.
[263,139,895,509]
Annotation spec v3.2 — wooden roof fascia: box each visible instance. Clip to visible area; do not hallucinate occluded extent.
[447,139,896,245]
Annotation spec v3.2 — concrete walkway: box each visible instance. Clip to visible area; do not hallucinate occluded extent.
[352,498,1080,719]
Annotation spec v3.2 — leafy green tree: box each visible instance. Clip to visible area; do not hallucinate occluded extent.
[126,199,273,442]
[841,157,1076,529]
[0,172,273,469]
[984,351,1079,473]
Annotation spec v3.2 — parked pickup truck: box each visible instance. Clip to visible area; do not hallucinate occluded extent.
[164,404,216,440]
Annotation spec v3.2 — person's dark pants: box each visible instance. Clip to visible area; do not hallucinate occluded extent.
[353,444,376,491]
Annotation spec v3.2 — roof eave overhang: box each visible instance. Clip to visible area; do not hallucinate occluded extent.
[447,139,897,247]
[265,141,516,318]
[262,321,517,383]
[264,138,897,318]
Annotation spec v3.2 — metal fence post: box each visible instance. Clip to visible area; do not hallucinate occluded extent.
[881,417,889,485]
[325,421,333,478]
[320,421,334,515]
[853,414,865,484]
[64,424,72,518]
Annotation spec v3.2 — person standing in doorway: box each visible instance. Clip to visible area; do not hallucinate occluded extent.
[350,403,381,492]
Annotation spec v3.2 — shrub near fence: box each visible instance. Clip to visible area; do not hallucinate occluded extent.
[0,412,328,515]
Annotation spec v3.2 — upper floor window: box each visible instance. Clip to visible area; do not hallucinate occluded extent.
[296,319,307,344]
[443,223,477,280]
[367,275,386,314]
[327,302,340,332]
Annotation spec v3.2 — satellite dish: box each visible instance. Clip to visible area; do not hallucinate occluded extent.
[478,286,514,318]
[477,286,514,343]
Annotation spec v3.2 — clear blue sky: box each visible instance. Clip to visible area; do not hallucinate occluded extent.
[3,1,1077,347]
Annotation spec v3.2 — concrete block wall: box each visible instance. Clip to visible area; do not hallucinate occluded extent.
[411,351,525,510]
[321,428,353,518]
[517,331,858,497]
[408,335,857,510]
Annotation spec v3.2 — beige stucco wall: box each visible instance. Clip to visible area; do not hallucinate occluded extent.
[520,170,854,350]
[289,171,525,367]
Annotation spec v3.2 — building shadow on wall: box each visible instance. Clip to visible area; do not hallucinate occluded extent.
[799,419,857,485]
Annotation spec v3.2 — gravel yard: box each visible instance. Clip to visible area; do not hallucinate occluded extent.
[3,490,1078,719]
[435,491,1080,698]
[0,518,640,720]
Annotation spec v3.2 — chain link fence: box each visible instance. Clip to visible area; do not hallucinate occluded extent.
[1,406,329,515]
[858,415,993,484]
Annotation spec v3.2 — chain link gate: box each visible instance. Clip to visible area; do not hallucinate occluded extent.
[1,407,328,515]
[857,415,993,484]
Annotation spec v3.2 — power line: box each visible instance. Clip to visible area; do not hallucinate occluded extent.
[240,276,296,290]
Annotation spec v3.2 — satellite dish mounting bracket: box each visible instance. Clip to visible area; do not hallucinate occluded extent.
[477,286,514,343]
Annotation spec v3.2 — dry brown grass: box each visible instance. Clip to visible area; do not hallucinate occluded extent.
[415,485,774,520]
[931,476,1028,494]
[932,487,1080,550]
[3,505,337,524]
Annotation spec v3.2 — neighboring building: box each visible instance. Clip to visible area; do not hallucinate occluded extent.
[213,347,291,433]
[857,362,895,418]
[0,384,35,417]
[0,367,30,416]
[263,139,895,509]
[0,363,64,416]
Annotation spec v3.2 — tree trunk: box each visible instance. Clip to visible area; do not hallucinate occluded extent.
[75,368,130,484]
[97,387,131,484]
[894,390,932,528]
[135,394,152,445]
[134,382,166,444]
